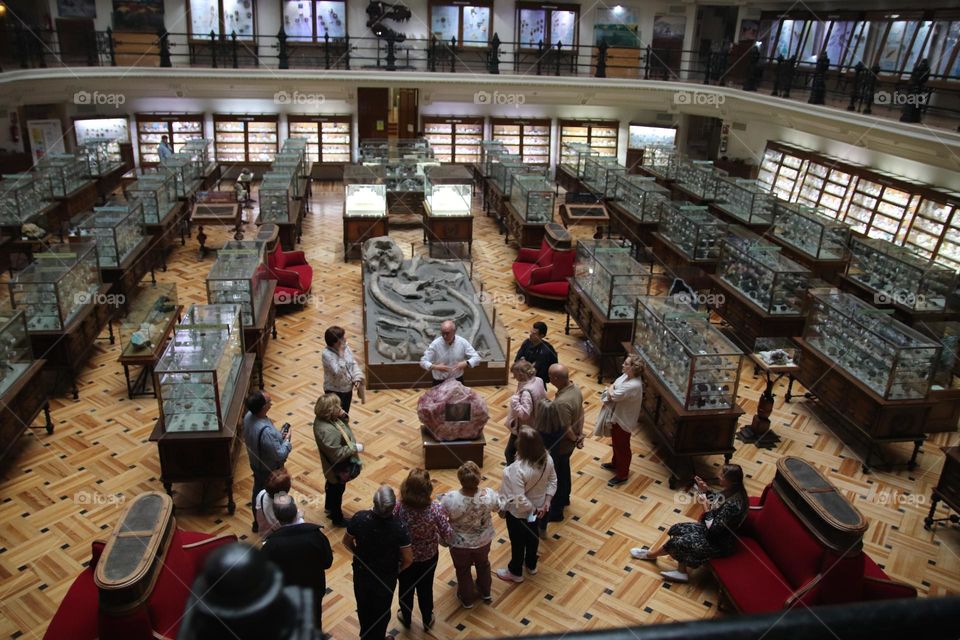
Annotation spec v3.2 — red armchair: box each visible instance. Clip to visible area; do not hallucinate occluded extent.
[44,529,237,640]
[267,243,313,306]
[512,237,575,304]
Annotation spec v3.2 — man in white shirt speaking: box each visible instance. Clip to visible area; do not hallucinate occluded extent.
[420,320,481,386]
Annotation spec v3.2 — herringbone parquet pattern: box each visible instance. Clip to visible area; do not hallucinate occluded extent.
[0,183,958,640]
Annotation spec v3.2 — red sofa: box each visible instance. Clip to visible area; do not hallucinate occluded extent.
[267,243,313,306]
[44,529,237,640]
[512,237,575,303]
[708,485,916,614]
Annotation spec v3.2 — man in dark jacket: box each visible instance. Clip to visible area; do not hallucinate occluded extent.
[261,494,334,636]
[514,321,558,386]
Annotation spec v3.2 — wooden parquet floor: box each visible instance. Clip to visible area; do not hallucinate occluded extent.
[1,183,959,639]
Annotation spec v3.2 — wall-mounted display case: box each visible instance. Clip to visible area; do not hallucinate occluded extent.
[154,303,244,434]
[206,245,269,327]
[8,242,101,332]
[288,114,352,163]
[640,145,680,181]
[659,203,727,260]
[0,173,53,226]
[756,145,805,201]
[74,117,130,146]
[258,173,295,223]
[559,141,596,178]
[213,114,279,163]
[675,160,727,201]
[159,154,192,199]
[490,118,551,165]
[843,171,919,241]
[73,204,144,268]
[573,239,653,319]
[796,159,854,220]
[344,183,387,217]
[612,175,668,223]
[79,137,123,177]
[632,296,744,410]
[126,174,177,225]
[558,119,618,163]
[120,283,179,358]
[715,178,775,225]
[0,310,34,397]
[37,153,89,197]
[772,201,852,261]
[422,116,484,164]
[510,174,555,223]
[804,289,940,400]
[904,192,960,268]
[846,236,956,312]
[718,234,811,315]
[135,113,205,166]
[582,157,626,197]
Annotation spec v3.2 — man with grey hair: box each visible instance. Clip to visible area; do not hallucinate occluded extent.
[260,492,333,637]
[420,319,481,386]
[343,485,413,638]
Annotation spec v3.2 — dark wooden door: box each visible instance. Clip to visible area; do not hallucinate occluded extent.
[56,18,97,65]
[357,88,389,142]
[397,88,419,138]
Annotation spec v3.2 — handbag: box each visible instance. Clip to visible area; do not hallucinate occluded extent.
[329,420,362,484]
[593,401,615,438]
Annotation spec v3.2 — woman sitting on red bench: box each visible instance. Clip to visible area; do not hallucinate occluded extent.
[629,464,748,583]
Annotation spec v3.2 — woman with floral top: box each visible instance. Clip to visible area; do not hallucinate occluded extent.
[439,461,501,608]
[322,325,365,416]
[394,468,454,630]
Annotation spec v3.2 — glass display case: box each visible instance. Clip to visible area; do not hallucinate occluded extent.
[659,203,727,260]
[756,145,806,201]
[489,155,522,192]
[288,116,352,163]
[258,173,295,223]
[559,120,618,161]
[120,283,179,357]
[73,203,144,268]
[8,242,101,332]
[905,192,960,267]
[916,322,960,390]
[804,289,940,399]
[490,119,551,165]
[847,236,957,312]
[78,137,123,177]
[582,157,626,197]
[424,179,472,217]
[772,201,852,261]
[715,178,775,225]
[154,304,244,434]
[573,239,653,319]
[181,138,214,179]
[632,295,744,410]
[718,233,811,315]
[510,174,555,223]
[640,145,681,180]
[0,172,53,226]
[159,153,192,199]
[843,172,918,242]
[213,115,279,163]
[422,117,483,163]
[612,175,668,223]
[206,243,269,327]
[344,183,387,217]
[37,153,89,197]
[559,142,596,178]
[676,160,727,200]
[135,113,204,165]
[480,141,508,175]
[796,159,854,220]
[0,310,34,397]
[126,173,176,225]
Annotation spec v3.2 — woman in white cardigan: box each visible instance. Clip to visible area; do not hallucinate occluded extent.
[599,355,644,487]
[504,359,547,465]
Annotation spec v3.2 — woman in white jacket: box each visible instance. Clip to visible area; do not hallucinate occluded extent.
[600,355,644,487]
[504,359,547,464]
[496,427,558,583]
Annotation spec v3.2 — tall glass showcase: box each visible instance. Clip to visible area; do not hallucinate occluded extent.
[582,157,626,197]
[772,201,851,261]
[206,244,269,327]
[804,289,940,399]
[847,237,957,311]
[613,175,668,223]
[159,154,192,199]
[718,234,811,314]
[73,203,144,268]
[489,155,522,192]
[344,183,387,217]
[0,173,53,226]
[0,310,34,396]
[632,296,744,410]
[127,174,176,225]
[182,138,214,179]
[480,141,507,176]
[640,145,680,180]
[715,178,775,225]
[79,137,123,176]
[573,239,653,319]
[660,203,727,260]
[120,283,179,357]
[424,178,472,217]
[154,304,244,434]
[510,174,555,223]
[37,153,89,197]
[676,160,727,200]
[259,173,295,223]
[560,142,597,178]
[8,242,101,331]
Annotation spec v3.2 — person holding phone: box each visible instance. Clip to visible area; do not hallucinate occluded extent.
[313,393,363,527]
[628,464,749,583]
[243,391,292,534]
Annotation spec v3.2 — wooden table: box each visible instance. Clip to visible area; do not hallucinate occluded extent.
[0,359,53,464]
[736,352,799,448]
[925,446,960,531]
[191,201,243,258]
[118,305,183,399]
[560,203,608,239]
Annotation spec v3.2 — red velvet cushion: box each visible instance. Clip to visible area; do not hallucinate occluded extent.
[99,608,154,640]
[752,491,825,589]
[148,530,196,638]
[551,249,575,281]
[526,281,569,299]
[90,540,106,568]
[529,266,554,285]
[815,551,865,605]
[709,537,794,614]
[43,569,100,640]
[275,286,300,304]
[269,244,286,269]
[862,554,917,600]
[512,262,537,286]
[284,264,313,291]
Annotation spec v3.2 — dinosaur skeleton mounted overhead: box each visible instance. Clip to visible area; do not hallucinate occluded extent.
[366,0,412,42]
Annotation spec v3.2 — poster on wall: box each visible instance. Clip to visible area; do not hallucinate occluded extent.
[738,20,759,42]
[27,119,66,164]
[594,7,639,48]
[58,0,96,19]
[112,0,165,32]
[653,15,686,42]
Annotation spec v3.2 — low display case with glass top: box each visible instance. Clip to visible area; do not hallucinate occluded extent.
[182,138,214,180]
[480,141,508,176]
[612,175,668,223]
[632,295,744,410]
[424,178,472,217]
[714,178,775,226]
[772,201,852,262]
[154,304,244,434]
[640,145,680,181]
[258,173,295,224]
[73,203,144,268]
[205,245,269,327]
[846,236,957,313]
[38,153,90,197]
[0,309,34,397]
[560,142,597,179]
[718,234,811,315]
[659,203,727,261]
[489,154,522,193]
[127,173,177,224]
[582,157,626,198]
[159,154,192,199]
[344,183,387,217]
[573,239,653,320]
[510,174,555,223]
[804,290,940,400]
[675,160,727,201]
[8,242,101,332]
[79,137,123,177]
[120,283,179,358]
[0,172,54,227]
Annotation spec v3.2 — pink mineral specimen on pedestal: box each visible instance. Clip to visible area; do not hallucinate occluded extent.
[417,379,488,441]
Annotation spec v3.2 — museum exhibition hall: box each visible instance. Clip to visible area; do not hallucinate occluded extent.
[0,0,958,637]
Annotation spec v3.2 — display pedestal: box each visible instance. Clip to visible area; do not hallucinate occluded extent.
[343,214,388,262]
[422,427,484,469]
[736,353,799,449]
[0,359,53,464]
[504,201,548,249]
[423,202,472,259]
[925,446,960,531]
[565,279,632,382]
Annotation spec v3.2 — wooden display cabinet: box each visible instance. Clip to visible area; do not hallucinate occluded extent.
[490,118,551,166]
[504,201,547,249]
[0,361,53,464]
[709,275,807,349]
[558,119,619,162]
[564,279,633,382]
[287,114,352,164]
[650,231,719,290]
[421,116,484,164]
[924,446,960,532]
[213,114,279,164]
[135,113,206,167]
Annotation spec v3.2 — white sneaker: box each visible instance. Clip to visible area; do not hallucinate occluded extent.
[526,566,538,576]
[496,567,524,583]
[630,547,656,561]
[660,570,689,583]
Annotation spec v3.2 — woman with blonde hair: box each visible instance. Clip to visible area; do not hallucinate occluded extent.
[439,461,501,608]
[598,355,645,487]
[312,393,363,527]
[394,468,453,630]
[505,358,547,464]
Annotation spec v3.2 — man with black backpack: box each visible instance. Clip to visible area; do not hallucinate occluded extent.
[243,391,292,533]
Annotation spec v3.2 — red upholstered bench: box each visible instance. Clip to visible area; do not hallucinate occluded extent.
[512,225,574,304]
[268,243,313,306]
